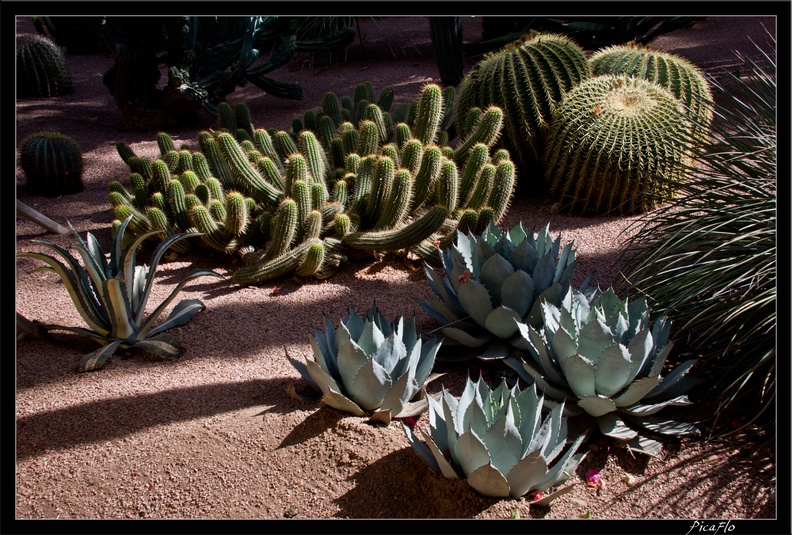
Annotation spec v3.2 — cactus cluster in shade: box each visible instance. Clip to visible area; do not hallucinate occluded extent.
[455,32,590,193]
[109,82,517,285]
[18,131,84,197]
[543,75,693,216]
[16,34,73,98]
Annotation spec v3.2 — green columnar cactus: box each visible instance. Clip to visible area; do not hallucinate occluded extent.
[19,131,83,197]
[456,32,590,191]
[16,35,73,98]
[545,75,693,216]
[589,43,713,141]
[342,205,449,253]
[233,238,320,285]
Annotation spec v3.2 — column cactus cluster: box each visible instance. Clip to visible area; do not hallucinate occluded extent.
[108,81,517,285]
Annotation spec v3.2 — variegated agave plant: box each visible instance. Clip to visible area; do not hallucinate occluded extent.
[287,306,441,425]
[504,287,700,456]
[403,377,586,502]
[419,223,587,359]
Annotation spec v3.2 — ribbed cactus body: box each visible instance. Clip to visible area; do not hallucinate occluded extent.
[589,43,713,141]
[16,35,72,98]
[342,205,449,252]
[19,131,83,196]
[232,238,317,285]
[413,84,444,145]
[545,75,692,216]
[217,133,283,205]
[456,33,590,190]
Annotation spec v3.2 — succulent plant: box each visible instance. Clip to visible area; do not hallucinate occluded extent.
[18,131,84,197]
[589,43,713,141]
[455,32,590,192]
[16,216,223,372]
[286,306,441,425]
[16,34,73,98]
[419,223,586,358]
[544,74,694,216]
[504,286,700,456]
[403,376,586,501]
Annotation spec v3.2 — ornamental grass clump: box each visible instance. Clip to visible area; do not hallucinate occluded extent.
[505,286,700,456]
[403,376,586,502]
[287,306,441,425]
[16,216,223,372]
[621,35,776,434]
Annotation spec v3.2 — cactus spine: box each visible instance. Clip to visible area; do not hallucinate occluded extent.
[18,131,83,197]
[16,35,72,98]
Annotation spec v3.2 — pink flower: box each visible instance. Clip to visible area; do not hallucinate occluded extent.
[400,416,419,430]
[586,468,601,488]
[272,286,281,296]
[458,269,472,284]
[527,490,543,502]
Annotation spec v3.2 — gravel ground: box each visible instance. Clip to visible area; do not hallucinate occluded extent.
[13,13,780,531]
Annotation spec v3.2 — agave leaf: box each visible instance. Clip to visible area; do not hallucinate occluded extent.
[633,415,699,436]
[527,283,564,327]
[440,326,490,347]
[577,395,618,417]
[548,324,577,364]
[466,463,511,497]
[109,216,133,274]
[536,433,587,491]
[553,242,576,283]
[484,306,522,339]
[503,358,574,402]
[372,332,406,376]
[418,296,463,325]
[595,344,633,397]
[471,234,497,278]
[456,278,493,328]
[414,337,441,387]
[479,253,515,304]
[542,402,568,463]
[34,323,116,346]
[420,428,461,479]
[508,238,539,273]
[368,408,393,425]
[305,358,343,394]
[357,319,385,355]
[577,318,614,362]
[645,359,699,401]
[531,252,557,296]
[350,358,393,410]
[337,339,370,391]
[515,323,567,386]
[145,298,207,338]
[309,332,335,379]
[481,408,522,477]
[18,251,110,335]
[323,316,338,362]
[454,379,477,434]
[612,375,661,407]
[515,386,543,454]
[622,394,693,416]
[505,449,548,499]
[561,354,597,398]
[379,371,416,417]
[531,483,576,506]
[500,270,534,318]
[138,269,222,338]
[103,278,136,340]
[455,428,491,476]
[285,348,313,385]
[645,340,675,379]
[123,228,170,317]
[624,435,663,457]
[596,412,639,440]
[70,242,109,302]
[626,328,654,384]
[78,340,124,372]
[321,386,367,416]
[132,332,183,359]
[423,264,462,311]
[403,423,443,475]
[343,308,366,341]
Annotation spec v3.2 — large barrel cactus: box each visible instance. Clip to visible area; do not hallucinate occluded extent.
[455,32,590,193]
[544,75,693,216]
[589,43,713,141]
[16,34,73,98]
[18,131,84,197]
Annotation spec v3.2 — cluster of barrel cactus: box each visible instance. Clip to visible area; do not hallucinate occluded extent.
[455,32,713,215]
[109,81,517,285]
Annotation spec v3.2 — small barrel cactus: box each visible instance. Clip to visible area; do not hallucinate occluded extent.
[18,131,84,196]
[544,75,693,216]
[403,376,587,501]
[419,222,587,357]
[286,305,442,425]
[504,286,700,456]
[16,34,73,98]
[589,43,713,141]
[455,32,590,192]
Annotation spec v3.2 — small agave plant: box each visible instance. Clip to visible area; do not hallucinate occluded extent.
[504,286,700,456]
[287,306,442,424]
[403,376,587,503]
[16,216,223,371]
[419,223,587,358]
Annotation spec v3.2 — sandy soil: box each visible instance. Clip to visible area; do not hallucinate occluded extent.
[13,14,779,529]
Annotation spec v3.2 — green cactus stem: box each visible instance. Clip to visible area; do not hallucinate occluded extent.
[342,205,449,252]
[295,239,326,277]
[263,198,299,261]
[412,83,444,145]
[374,169,413,230]
[232,238,318,285]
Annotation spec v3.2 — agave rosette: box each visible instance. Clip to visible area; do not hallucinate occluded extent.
[419,223,585,357]
[287,306,441,424]
[505,286,700,455]
[403,377,586,502]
